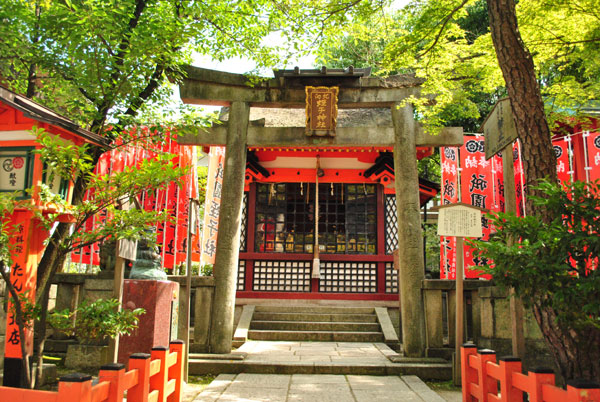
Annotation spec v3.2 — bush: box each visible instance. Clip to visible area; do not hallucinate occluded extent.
[471,179,600,381]
[49,298,145,344]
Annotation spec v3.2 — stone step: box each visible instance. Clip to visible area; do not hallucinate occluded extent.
[248,330,384,343]
[188,359,452,379]
[252,312,378,323]
[254,305,375,315]
[250,320,381,332]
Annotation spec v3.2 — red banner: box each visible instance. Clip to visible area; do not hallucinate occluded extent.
[71,129,201,270]
[513,141,526,217]
[553,138,572,185]
[440,146,459,279]
[585,131,600,182]
[460,135,493,279]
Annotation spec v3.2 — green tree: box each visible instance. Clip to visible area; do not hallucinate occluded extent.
[318,0,600,381]
[0,0,390,387]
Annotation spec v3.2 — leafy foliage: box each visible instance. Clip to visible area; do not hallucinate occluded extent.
[317,0,600,131]
[48,298,145,344]
[0,0,391,133]
[472,180,600,331]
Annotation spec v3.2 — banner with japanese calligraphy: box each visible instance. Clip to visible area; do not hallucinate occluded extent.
[585,131,600,182]
[200,146,225,266]
[4,212,35,359]
[70,129,201,270]
[553,137,572,185]
[492,152,504,213]
[439,146,459,279]
[460,135,493,278]
[513,141,526,217]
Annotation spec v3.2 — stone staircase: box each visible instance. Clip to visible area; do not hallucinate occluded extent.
[189,304,451,378]
[247,305,385,343]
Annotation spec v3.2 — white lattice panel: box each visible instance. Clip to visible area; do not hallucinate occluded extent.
[252,260,311,292]
[385,195,399,254]
[237,260,246,291]
[319,262,377,293]
[385,262,398,294]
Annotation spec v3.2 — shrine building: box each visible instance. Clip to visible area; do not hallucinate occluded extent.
[209,106,439,301]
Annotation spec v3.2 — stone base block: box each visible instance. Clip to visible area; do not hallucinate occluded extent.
[65,344,111,370]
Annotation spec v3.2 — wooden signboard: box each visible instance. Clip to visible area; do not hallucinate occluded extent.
[437,203,484,238]
[305,86,339,135]
[482,98,518,160]
[431,202,486,385]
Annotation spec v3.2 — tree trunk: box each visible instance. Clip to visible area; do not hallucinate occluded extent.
[486,0,557,219]
[533,303,600,383]
[33,280,51,387]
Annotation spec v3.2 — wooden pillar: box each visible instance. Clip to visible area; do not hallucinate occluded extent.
[391,102,426,357]
[209,101,249,354]
[502,146,526,358]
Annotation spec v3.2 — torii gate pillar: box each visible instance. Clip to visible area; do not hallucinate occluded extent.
[209,101,250,354]
[391,102,426,357]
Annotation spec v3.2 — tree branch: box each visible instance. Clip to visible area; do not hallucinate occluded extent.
[417,0,470,60]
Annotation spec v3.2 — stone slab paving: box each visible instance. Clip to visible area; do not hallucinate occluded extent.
[190,373,453,402]
[238,341,394,364]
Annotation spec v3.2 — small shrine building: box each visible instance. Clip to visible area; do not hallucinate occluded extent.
[178,66,463,356]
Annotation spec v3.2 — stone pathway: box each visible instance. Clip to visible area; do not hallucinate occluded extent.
[239,341,394,364]
[187,373,455,402]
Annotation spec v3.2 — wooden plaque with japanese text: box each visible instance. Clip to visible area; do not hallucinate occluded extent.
[305,86,339,136]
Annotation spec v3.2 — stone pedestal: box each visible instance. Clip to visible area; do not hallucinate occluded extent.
[118,280,179,363]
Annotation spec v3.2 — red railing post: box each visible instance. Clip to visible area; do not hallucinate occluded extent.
[462,344,479,402]
[150,346,169,402]
[498,357,523,402]
[128,353,152,402]
[478,349,498,402]
[57,373,93,402]
[168,340,185,402]
[98,362,127,402]
[566,380,600,402]
[527,368,555,402]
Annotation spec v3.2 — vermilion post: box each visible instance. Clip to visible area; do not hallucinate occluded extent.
[150,346,169,402]
[527,369,556,402]
[566,380,600,402]
[477,349,498,402]
[461,344,479,402]
[98,363,127,402]
[498,357,523,402]
[128,353,152,402]
[168,340,184,402]
[57,373,93,402]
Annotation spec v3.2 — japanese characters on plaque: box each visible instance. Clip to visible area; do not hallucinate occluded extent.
[437,205,483,238]
[305,86,339,136]
[0,150,32,194]
[482,98,518,160]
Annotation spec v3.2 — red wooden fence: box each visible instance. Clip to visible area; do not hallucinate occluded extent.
[0,340,184,402]
[461,344,600,402]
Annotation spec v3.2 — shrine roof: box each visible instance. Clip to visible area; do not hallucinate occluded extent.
[0,86,109,147]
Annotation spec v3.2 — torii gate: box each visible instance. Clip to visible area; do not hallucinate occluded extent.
[177,66,463,357]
